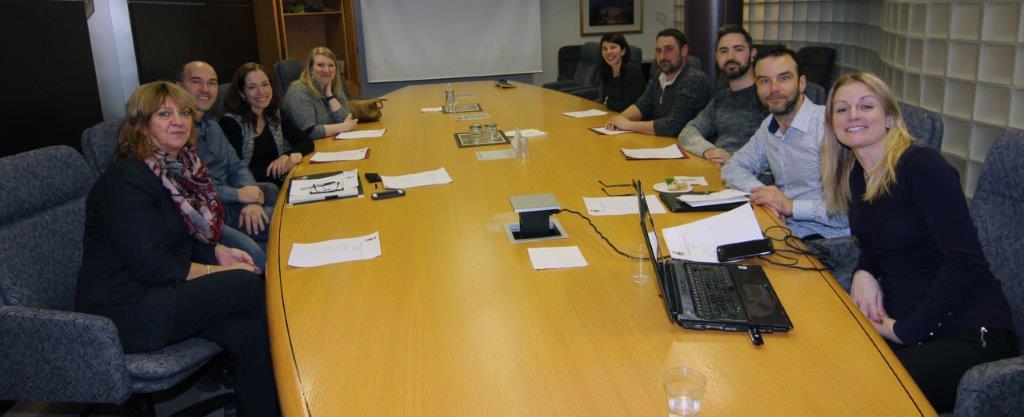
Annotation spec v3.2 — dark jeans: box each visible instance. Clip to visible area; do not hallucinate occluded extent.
[887,329,1020,413]
[168,270,281,417]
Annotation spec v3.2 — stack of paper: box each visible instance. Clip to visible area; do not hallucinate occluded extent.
[562,109,608,118]
[662,204,764,262]
[678,189,749,207]
[309,148,369,162]
[583,195,666,216]
[381,167,453,189]
[289,169,360,204]
[504,129,547,139]
[527,246,588,270]
[589,126,629,135]
[620,144,685,159]
[336,129,387,140]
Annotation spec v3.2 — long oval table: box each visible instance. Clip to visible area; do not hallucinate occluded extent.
[265,81,935,416]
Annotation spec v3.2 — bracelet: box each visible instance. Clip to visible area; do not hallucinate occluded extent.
[205,264,211,275]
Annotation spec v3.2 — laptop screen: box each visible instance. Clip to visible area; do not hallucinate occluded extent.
[637,181,676,322]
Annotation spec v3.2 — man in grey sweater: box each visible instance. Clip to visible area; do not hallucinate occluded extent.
[678,25,767,164]
[605,29,712,137]
[178,61,273,268]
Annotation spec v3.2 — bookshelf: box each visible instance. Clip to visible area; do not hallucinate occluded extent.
[253,0,362,98]
[740,0,1024,196]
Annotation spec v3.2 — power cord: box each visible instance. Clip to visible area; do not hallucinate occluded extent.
[558,208,647,260]
[760,225,834,272]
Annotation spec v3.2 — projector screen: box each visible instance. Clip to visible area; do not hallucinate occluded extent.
[361,0,542,83]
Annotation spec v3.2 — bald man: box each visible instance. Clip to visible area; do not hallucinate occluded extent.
[178,61,273,268]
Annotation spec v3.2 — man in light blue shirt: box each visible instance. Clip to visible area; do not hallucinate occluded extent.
[179,60,275,267]
[721,45,849,239]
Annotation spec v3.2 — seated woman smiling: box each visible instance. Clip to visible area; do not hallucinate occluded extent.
[75,81,281,417]
[220,62,312,186]
[282,46,358,139]
[820,72,1018,413]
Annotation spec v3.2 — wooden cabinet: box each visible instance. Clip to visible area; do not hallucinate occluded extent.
[254,0,362,98]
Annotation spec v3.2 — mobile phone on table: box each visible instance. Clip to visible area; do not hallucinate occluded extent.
[717,238,774,262]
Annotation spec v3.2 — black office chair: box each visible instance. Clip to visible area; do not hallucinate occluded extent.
[543,42,601,92]
[274,58,304,97]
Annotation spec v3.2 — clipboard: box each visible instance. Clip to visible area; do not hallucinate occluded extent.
[286,169,364,205]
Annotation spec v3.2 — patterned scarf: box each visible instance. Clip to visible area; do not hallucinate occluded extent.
[137,141,224,244]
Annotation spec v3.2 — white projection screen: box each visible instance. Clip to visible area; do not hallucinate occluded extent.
[361,0,542,83]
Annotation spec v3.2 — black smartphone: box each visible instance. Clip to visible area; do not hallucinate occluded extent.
[717,238,774,262]
[364,172,382,183]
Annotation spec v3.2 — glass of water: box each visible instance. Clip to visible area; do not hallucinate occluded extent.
[663,367,706,416]
[468,124,483,145]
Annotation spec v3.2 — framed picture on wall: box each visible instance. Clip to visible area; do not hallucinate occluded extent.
[580,0,643,35]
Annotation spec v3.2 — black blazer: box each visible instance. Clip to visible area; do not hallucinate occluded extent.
[75,156,217,353]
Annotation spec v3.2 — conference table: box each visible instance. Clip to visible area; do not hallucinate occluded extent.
[265,81,936,416]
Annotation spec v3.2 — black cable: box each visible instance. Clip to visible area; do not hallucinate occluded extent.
[558,208,647,260]
[760,225,834,272]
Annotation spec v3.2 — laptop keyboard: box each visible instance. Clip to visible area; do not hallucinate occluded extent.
[685,263,747,321]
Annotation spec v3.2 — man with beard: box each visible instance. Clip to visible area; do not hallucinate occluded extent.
[178,61,272,268]
[677,25,766,164]
[605,28,712,137]
[721,45,849,240]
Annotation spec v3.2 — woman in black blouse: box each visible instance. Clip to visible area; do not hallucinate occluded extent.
[220,62,313,186]
[820,72,1018,412]
[597,33,645,112]
[75,81,280,416]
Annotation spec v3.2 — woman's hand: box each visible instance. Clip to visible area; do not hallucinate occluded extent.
[267,154,298,178]
[214,244,260,273]
[851,269,886,323]
[871,315,903,345]
[339,113,358,132]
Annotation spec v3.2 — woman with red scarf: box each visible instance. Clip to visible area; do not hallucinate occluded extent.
[74,81,280,417]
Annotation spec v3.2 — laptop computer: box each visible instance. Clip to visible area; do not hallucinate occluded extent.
[659,192,746,212]
[638,181,793,334]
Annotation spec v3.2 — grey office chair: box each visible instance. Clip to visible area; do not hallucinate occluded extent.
[0,146,234,416]
[81,118,123,178]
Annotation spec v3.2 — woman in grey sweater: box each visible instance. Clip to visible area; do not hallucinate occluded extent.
[282,46,357,139]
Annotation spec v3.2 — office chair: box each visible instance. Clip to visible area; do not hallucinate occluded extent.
[275,58,303,98]
[953,128,1024,417]
[0,146,235,416]
[81,118,123,178]
[797,46,837,89]
[543,42,601,92]
[899,102,944,151]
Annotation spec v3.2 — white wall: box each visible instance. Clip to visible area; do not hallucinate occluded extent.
[532,0,677,85]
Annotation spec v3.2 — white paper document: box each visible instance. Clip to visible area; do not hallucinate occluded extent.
[309,148,369,162]
[288,232,382,268]
[678,189,750,207]
[381,167,453,189]
[336,129,387,140]
[620,144,685,159]
[527,246,588,270]
[589,126,629,135]
[421,107,442,112]
[562,109,608,118]
[504,129,547,139]
[288,169,360,204]
[583,195,667,216]
[476,149,516,160]
[662,203,765,262]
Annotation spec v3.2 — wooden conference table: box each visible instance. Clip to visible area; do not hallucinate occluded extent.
[265,82,935,416]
